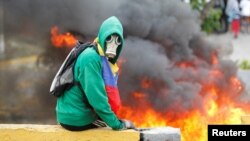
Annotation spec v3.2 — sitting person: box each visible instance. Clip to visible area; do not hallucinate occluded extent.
[56,16,135,131]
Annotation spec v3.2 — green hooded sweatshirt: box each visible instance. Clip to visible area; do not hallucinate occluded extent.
[56,16,124,130]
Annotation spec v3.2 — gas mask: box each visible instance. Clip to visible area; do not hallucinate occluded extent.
[105,34,121,58]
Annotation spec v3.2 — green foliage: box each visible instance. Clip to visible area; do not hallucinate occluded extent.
[189,0,223,33]
[201,9,222,33]
[190,0,206,11]
[239,60,250,70]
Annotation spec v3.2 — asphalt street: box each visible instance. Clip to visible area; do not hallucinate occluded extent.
[207,32,250,62]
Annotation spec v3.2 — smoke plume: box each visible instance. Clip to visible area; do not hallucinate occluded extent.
[115,0,243,113]
[2,0,247,119]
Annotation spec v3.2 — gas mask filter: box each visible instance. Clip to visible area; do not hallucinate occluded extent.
[105,34,121,58]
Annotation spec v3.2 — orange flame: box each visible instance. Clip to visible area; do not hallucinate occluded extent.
[176,61,196,69]
[117,57,127,74]
[141,77,152,89]
[50,26,77,48]
[211,51,218,65]
[117,54,250,141]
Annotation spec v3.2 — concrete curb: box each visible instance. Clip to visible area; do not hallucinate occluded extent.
[0,124,139,141]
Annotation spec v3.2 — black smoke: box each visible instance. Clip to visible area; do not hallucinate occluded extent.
[115,0,245,113]
[1,0,248,122]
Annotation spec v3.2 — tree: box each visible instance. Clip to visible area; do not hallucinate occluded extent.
[189,0,224,33]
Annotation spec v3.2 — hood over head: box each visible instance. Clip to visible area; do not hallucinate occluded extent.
[98,16,124,63]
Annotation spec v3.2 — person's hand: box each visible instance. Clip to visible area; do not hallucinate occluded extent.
[120,119,136,129]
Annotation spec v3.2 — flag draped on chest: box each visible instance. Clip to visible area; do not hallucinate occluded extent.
[101,57,121,114]
[95,39,121,114]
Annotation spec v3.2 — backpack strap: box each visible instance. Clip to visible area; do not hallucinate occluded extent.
[72,41,97,109]
[91,42,99,55]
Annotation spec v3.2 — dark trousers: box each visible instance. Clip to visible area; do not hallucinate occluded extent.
[59,119,107,131]
[60,123,99,131]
